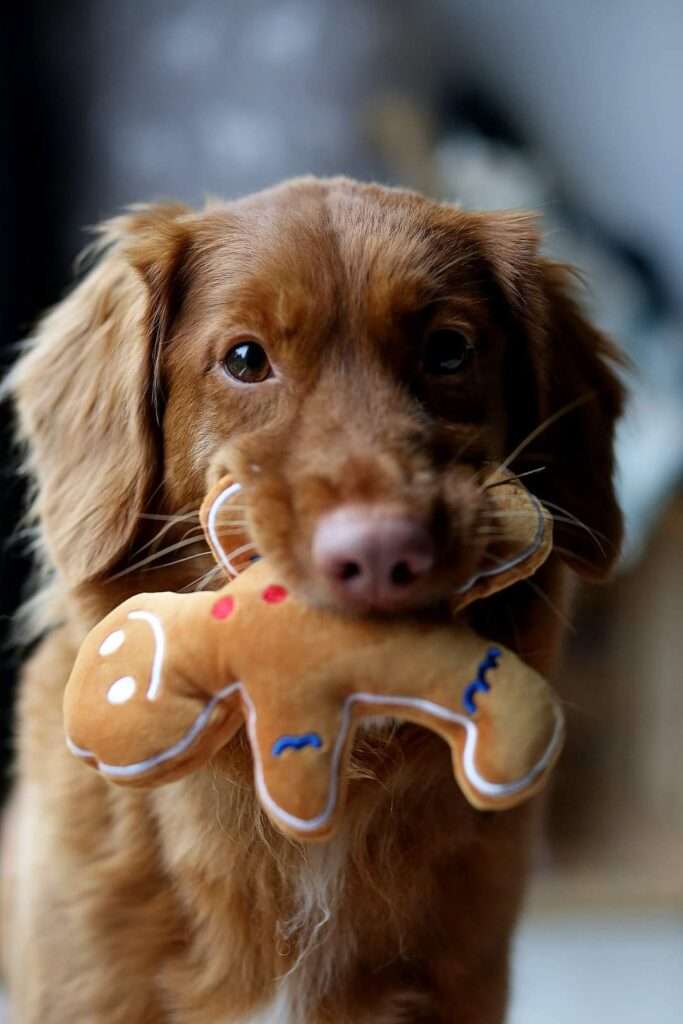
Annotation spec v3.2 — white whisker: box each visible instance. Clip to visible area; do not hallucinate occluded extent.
[108,536,208,580]
[133,523,205,558]
[137,510,199,523]
[482,394,594,488]
[536,499,608,553]
[183,565,225,593]
[483,466,547,490]
[139,550,214,573]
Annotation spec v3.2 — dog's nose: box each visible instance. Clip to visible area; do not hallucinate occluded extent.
[312,506,434,611]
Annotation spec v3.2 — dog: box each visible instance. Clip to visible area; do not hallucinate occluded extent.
[2,177,624,1022]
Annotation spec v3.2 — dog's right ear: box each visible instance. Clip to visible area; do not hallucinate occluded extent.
[9,203,192,586]
[476,213,626,580]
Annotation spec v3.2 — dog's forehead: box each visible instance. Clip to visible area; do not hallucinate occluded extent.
[197,183,479,336]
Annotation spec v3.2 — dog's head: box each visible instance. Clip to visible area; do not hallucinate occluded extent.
[12,178,624,617]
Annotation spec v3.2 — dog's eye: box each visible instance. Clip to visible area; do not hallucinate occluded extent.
[421,330,472,376]
[222,341,272,384]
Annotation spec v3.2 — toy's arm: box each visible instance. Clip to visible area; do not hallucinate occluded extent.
[63,588,245,786]
[348,633,564,813]
[247,624,564,839]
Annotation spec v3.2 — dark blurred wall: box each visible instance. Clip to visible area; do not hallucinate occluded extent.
[20,0,439,253]
[2,8,78,784]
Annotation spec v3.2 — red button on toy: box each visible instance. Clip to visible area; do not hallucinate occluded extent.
[211,596,235,620]
[262,584,288,604]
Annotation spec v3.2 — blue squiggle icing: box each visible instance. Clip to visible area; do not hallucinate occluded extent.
[272,732,323,756]
[462,647,501,714]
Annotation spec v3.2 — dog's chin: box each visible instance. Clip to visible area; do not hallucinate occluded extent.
[313,587,451,620]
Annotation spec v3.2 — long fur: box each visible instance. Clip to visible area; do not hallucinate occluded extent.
[2,177,624,1023]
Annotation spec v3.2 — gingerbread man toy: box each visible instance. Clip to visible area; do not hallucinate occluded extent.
[64,474,564,840]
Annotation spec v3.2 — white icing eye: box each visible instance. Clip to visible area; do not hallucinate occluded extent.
[99,630,125,656]
[107,676,136,705]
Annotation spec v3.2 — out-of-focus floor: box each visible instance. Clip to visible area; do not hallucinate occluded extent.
[1,913,679,1021]
[510,911,682,1024]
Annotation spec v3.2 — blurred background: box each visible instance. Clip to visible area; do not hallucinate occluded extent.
[2,2,681,1019]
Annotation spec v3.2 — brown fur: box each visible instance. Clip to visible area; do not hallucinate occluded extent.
[2,177,624,1022]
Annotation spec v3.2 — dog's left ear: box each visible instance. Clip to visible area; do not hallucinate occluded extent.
[9,203,192,585]
[478,212,627,580]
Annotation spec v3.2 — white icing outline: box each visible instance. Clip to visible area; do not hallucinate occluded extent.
[128,610,165,700]
[66,680,564,834]
[455,491,547,595]
[67,681,243,776]
[206,482,250,577]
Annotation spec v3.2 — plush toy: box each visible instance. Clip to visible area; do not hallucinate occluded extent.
[63,474,563,841]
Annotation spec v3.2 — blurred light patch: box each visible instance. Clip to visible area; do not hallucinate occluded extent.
[510,912,683,1023]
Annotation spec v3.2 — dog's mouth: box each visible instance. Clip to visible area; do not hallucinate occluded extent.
[296,476,546,617]
[302,531,529,618]
[205,469,548,620]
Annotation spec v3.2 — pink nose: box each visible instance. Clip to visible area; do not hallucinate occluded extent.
[312,506,434,611]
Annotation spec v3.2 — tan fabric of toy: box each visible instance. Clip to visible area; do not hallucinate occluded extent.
[64,475,563,841]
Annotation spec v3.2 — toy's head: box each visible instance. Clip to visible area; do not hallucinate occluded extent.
[64,472,563,841]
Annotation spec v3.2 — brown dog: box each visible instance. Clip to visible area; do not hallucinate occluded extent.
[2,178,624,1022]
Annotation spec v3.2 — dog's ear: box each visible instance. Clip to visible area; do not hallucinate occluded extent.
[479,212,626,580]
[10,203,192,585]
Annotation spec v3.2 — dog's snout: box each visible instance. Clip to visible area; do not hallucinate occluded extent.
[312,506,434,611]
